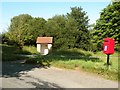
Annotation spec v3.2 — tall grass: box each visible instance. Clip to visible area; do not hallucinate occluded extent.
[1,44,27,61]
[1,44,38,61]
[22,46,38,54]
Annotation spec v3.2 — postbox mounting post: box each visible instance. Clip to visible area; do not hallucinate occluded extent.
[107,54,110,65]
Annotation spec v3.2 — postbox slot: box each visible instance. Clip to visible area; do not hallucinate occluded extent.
[104,40,108,42]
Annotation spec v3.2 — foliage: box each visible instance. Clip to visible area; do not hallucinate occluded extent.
[4,7,91,51]
[44,15,69,49]
[67,7,91,50]
[43,7,91,50]
[92,2,120,51]
[24,17,46,45]
[1,33,9,44]
[22,45,38,54]
[7,14,33,48]
[6,14,46,48]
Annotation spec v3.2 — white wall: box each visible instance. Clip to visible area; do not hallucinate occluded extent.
[44,49,49,55]
[48,44,52,49]
[37,44,41,52]
[37,43,52,55]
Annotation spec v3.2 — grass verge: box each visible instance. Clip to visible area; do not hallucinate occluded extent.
[25,49,119,81]
[1,44,119,81]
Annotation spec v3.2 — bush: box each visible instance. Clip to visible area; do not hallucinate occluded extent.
[22,46,38,54]
[115,44,120,52]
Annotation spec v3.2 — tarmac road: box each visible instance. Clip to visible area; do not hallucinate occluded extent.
[1,61,118,88]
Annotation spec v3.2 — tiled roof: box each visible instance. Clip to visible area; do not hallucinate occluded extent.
[36,37,53,44]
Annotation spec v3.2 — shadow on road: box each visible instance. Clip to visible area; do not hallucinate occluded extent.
[25,77,62,88]
[2,61,64,88]
[2,61,42,78]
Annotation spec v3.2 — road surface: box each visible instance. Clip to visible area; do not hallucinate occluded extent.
[1,61,118,88]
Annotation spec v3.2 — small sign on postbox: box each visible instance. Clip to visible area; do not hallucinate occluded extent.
[103,38,115,65]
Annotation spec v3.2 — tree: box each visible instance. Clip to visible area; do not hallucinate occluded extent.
[6,7,92,51]
[7,14,33,48]
[67,7,91,50]
[44,7,91,50]
[24,17,46,45]
[44,15,68,49]
[93,2,120,51]
[7,14,46,48]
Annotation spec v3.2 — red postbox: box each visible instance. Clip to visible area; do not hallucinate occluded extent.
[103,38,115,55]
[103,38,115,65]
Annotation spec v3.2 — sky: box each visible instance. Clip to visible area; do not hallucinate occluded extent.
[0,1,111,33]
